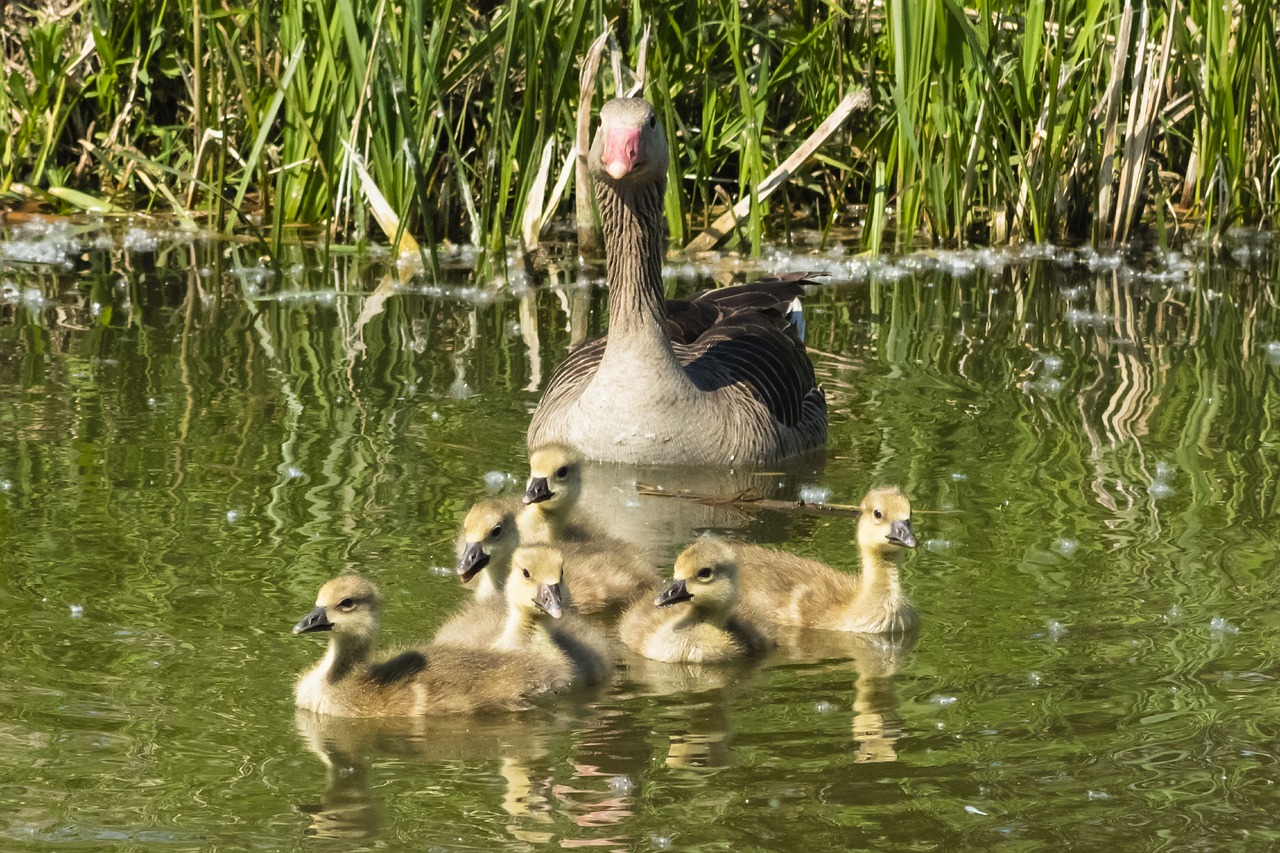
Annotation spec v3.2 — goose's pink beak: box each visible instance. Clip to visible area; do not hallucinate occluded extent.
[603,126,641,179]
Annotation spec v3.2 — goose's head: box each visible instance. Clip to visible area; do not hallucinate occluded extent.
[588,97,669,187]
[523,444,583,514]
[857,487,916,552]
[294,575,382,643]
[657,538,740,617]
[456,500,518,582]
[507,545,566,620]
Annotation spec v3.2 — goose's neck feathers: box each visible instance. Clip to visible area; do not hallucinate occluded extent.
[593,179,694,391]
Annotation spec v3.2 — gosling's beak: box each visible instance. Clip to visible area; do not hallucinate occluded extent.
[293,605,332,635]
[523,477,554,504]
[535,582,564,619]
[887,519,917,549]
[457,542,490,582]
[655,578,693,608]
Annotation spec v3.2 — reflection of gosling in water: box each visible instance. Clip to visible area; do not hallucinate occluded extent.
[493,545,612,687]
[620,538,774,663]
[735,487,919,634]
[454,499,521,601]
[518,445,661,613]
[294,575,570,716]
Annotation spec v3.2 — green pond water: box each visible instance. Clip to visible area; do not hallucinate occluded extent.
[2,221,1279,851]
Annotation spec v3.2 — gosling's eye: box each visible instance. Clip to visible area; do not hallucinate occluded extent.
[555,466,569,479]
[873,509,883,520]
[338,598,355,610]
[696,567,713,580]
[648,114,656,128]
[489,524,503,538]
[521,568,531,580]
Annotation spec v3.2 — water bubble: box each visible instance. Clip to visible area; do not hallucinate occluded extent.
[0,480,11,492]
[813,700,839,714]
[1087,790,1111,800]
[1052,538,1078,557]
[429,565,454,578]
[798,484,831,504]
[1045,620,1067,641]
[1164,605,1184,624]
[1209,616,1240,636]
[284,466,305,480]
[931,695,958,707]
[69,604,84,618]
[1041,354,1064,375]
[651,836,673,850]
[483,471,514,493]
[1148,482,1175,500]
[431,411,442,421]
[950,472,968,481]
[225,510,239,523]
[608,775,634,794]
[1027,671,1042,686]
[924,538,953,553]
[964,805,990,816]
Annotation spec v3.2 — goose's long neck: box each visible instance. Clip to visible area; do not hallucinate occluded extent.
[596,179,676,358]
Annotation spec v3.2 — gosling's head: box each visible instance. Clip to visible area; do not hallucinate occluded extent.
[456,500,518,582]
[506,545,566,620]
[588,97,669,188]
[857,487,916,552]
[657,538,740,616]
[523,444,583,513]
[293,575,382,644]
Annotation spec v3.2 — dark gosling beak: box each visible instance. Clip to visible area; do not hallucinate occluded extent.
[523,477,554,505]
[534,582,564,619]
[655,578,693,608]
[887,519,917,549]
[457,542,490,582]
[293,605,333,635]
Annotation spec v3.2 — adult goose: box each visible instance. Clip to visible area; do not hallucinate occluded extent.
[526,97,827,465]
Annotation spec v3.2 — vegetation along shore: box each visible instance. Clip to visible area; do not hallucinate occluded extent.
[2,1,1276,254]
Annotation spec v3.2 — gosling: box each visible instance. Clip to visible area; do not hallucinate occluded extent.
[518,444,662,613]
[493,544,611,686]
[454,498,521,601]
[294,575,569,717]
[619,537,774,663]
[735,486,919,634]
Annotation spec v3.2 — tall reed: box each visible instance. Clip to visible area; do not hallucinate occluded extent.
[1,1,1276,253]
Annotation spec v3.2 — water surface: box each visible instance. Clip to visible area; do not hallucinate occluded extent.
[2,221,1279,850]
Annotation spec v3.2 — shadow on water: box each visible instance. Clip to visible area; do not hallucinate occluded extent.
[2,219,1280,849]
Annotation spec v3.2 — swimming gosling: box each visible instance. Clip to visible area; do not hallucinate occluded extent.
[294,575,569,717]
[735,486,918,634]
[518,445,661,613]
[619,537,774,663]
[454,498,521,601]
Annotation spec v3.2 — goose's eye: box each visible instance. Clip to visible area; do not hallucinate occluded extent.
[489,524,502,538]
[696,567,713,580]
[873,509,883,520]
[555,466,569,479]
[338,598,355,610]
[648,114,656,128]
[522,568,531,580]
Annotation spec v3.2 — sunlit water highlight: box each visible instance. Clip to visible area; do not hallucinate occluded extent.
[2,220,1279,850]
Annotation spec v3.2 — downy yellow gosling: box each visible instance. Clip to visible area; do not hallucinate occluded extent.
[518,444,662,613]
[735,486,918,634]
[454,498,521,600]
[294,575,568,717]
[619,538,774,663]
[495,545,611,687]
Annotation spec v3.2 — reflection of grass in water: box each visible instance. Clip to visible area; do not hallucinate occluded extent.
[1,1,1276,249]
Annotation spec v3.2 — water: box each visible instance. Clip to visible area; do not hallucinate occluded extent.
[2,220,1280,850]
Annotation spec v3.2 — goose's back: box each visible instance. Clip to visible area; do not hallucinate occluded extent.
[733,543,859,629]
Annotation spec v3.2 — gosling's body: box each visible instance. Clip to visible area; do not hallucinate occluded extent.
[518,445,661,613]
[620,538,774,664]
[294,576,569,717]
[735,487,919,634]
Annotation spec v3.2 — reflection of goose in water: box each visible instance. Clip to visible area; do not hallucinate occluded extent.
[771,628,919,764]
[292,710,565,840]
